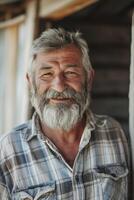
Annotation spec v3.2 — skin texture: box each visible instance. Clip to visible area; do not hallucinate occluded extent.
[33,45,85,95]
[27,44,94,167]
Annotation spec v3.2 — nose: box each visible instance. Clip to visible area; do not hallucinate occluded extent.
[51,74,66,92]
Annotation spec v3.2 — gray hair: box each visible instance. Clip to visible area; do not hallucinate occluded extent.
[29,28,92,75]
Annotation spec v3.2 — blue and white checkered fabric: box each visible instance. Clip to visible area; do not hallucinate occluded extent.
[0,111,129,200]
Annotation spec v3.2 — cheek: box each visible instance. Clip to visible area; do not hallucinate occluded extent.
[67,78,85,92]
[35,79,50,95]
[66,84,81,94]
[73,84,83,92]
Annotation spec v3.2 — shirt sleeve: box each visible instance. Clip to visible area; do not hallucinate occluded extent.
[0,184,10,200]
[108,116,130,167]
[120,124,131,198]
[109,117,131,199]
[0,168,11,200]
[0,136,11,200]
[116,120,130,168]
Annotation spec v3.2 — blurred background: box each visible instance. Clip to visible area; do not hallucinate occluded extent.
[0,0,134,136]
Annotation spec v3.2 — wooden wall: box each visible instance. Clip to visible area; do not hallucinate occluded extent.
[40,9,131,134]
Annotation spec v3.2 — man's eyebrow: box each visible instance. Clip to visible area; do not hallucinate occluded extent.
[39,65,52,70]
[65,64,79,68]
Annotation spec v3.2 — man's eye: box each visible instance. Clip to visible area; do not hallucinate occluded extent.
[65,71,78,77]
[41,73,53,78]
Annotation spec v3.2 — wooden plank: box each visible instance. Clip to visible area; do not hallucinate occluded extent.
[20,0,38,121]
[83,25,130,47]
[91,97,128,120]
[129,11,134,195]
[3,25,18,133]
[90,47,129,66]
[0,1,39,133]
[0,30,7,134]
[39,0,98,20]
[0,15,25,29]
[92,69,129,95]
[52,22,130,46]
[0,0,21,4]
[52,14,131,25]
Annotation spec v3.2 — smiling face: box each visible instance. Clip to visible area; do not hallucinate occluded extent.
[27,44,91,131]
[33,45,85,97]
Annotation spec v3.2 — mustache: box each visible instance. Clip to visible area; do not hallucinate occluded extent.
[39,88,83,105]
[46,88,78,99]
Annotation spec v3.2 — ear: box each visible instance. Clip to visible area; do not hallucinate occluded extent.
[88,69,95,91]
[26,73,32,89]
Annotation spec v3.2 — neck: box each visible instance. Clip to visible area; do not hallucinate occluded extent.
[39,117,86,168]
[40,117,86,145]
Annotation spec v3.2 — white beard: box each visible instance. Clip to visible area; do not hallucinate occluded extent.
[31,84,90,132]
[42,103,81,132]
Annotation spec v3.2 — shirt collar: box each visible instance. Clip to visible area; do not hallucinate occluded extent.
[79,110,107,150]
[26,110,105,142]
[25,112,41,141]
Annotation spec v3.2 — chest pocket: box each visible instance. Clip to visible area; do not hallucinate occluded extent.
[96,164,128,199]
[12,182,56,200]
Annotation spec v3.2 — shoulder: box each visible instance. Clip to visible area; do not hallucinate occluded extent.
[0,121,31,154]
[92,113,127,141]
[94,113,123,130]
[91,114,130,168]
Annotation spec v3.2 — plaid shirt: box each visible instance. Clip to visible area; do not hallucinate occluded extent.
[0,111,129,200]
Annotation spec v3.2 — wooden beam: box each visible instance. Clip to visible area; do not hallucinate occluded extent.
[129,11,134,195]
[4,25,18,132]
[39,0,98,20]
[93,69,129,96]
[92,97,128,120]
[19,0,38,121]
[0,15,25,29]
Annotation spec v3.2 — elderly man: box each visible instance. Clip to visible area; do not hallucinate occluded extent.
[0,28,129,199]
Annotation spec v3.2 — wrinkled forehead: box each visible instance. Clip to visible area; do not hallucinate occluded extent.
[33,44,83,66]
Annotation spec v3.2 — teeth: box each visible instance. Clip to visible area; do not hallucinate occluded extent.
[52,98,69,100]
